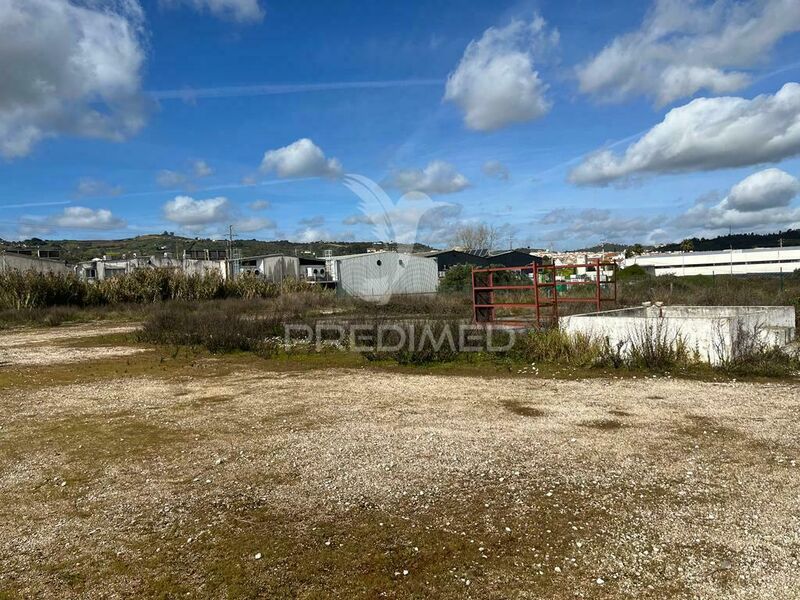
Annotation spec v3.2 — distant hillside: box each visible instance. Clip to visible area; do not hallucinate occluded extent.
[0,234,434,263]
[660,229,800,252]
[571,242,630,253]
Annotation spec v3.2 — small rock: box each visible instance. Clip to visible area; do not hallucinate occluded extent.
[254,553,262,560]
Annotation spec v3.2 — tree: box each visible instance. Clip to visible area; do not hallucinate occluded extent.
[451,224,499,253]
[680,239,694,252]
[624,243,644,258]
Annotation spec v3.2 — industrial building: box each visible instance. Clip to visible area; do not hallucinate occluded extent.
[0,252,72,275]
[420,250,490,277]
[237,255,300,282]
[624,246,800,276]
[325,251,438,302]
[76,255,227,282]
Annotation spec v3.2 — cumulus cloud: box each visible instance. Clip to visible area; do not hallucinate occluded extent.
[163,195,230,226]
[0,0,148,158]
[260,138,343,179]
[569,83,800,186]
[444,16,557,131]
[577,0,800,106]
[385,160,470,195]
[19,206,126,235]
[482,160,510,180]
[726,168,800,211]
[678,168,800,230]
[75,178,123,198]
[160,0,264,23]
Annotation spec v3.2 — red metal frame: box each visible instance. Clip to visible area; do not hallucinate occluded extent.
[472,259,618,327]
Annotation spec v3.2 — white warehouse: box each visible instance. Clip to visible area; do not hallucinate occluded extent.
[625,246,800,277]
[326,251,438,302]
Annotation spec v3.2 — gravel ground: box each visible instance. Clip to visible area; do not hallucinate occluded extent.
[0,324,142,366]
[0,326,799,598]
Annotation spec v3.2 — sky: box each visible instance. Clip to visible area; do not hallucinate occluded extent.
[2,0,800,250]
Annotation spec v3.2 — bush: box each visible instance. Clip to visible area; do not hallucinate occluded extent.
[626,320,693,370]
[0,268,286,309]
[438,264,474,293]
[508,328,603,367]
[361,319,464,365]
[137,302,282,357]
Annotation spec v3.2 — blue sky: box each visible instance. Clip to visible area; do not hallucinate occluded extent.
[2,0,800,249]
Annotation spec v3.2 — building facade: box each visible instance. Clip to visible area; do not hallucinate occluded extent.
[326,251,438,302]
[625,247,800,276]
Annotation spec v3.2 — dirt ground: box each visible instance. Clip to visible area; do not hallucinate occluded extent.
[1,324,799,599]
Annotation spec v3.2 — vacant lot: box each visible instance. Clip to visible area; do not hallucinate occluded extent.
[1,324,799,599]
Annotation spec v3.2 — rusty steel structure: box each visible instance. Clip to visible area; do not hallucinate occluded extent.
[471,260,618,327]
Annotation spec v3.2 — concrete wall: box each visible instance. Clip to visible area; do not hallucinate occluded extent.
[257,256,300,283]
[0,253,72,275]
[328,251,438,302]
[561,305,796,365]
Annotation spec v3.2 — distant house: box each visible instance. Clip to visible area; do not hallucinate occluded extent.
[325,251,438,302]
[419,250,490,277]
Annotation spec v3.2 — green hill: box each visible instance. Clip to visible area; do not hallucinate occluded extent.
[0,234,434,263]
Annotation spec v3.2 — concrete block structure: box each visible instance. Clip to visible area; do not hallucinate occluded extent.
[561,305,796,365]
[326,251,438,302]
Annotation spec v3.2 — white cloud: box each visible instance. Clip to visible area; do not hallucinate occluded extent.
[19,206,126,235]
[249,199,271,210]
[0,0,148,158]
[160,0,264,23]
[569,83,800,186]
[577,0,800,106]
[726,168,800,211]
[260,138,343,179]
[385,160,470,195]
[163,195,230,226]
[75,178,123,197]
[482,160,510,180]
[444,16,557,131]
[192,159,213,178]
[678,168,800,230]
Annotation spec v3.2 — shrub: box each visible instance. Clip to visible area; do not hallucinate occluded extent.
[626,320,693,370]
[509,327,603,367]
[361,319,464,365]
[137,302,282,357]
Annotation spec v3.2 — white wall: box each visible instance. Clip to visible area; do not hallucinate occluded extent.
[562,305,796,365]
[627,247,800,276]
[328,251,438,302]
[0,253,72,275]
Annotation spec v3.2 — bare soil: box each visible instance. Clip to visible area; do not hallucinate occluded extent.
[1,324,799,599]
